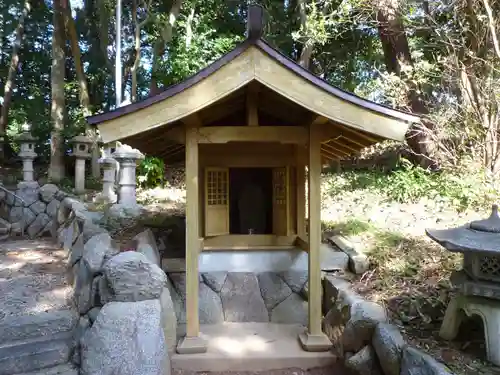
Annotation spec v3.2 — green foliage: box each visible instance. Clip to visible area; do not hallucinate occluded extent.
[324,158,498,210]
[137,156,165,189]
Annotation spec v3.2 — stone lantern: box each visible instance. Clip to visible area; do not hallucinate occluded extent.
[112,144,144,205]
[426,205,500,365]
[71,135,92,194]
[95,156,117,203]
[16,123,37,185]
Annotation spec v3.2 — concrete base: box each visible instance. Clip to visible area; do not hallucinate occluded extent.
[172,323,337,372]
[176,335,208,355]
[298,331,333,352]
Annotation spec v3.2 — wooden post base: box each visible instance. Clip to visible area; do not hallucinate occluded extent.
[176,335,208,354]
[298,331,332,352]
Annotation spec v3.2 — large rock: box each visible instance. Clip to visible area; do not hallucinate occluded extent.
[27,213,50,238]
[220,272,268,322]
[40,184,60,203]
[343,300,388,352]
[13,182,40,206]
[372,323,405,375]
[270,293,307,325]
[80,300,167,375]
[257,272,292,310]
[103,251,167,302]
[82,219,107,243]
[345,345,382,375]
[160,287,177,352]
[400,346,453,375]
[83,233,118,274]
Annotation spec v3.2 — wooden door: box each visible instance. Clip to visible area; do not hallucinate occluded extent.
[205,167,229,236]
[272,167,288,235]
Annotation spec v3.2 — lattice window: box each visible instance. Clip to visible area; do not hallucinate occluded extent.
[206,169,228,206]
[273,169,286,205]
[479,256,500,278]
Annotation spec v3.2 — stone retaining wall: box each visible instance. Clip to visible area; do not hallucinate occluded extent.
[0,182,66,238]
[51,195,172,375]
[166,271,309,325]
[322,274,455,375]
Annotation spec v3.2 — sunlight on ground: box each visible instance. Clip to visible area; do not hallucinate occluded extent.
[211,335,269,356]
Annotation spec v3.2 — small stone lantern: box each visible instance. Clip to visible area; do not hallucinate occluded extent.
[16,123,37,184]
[426,205,500,366]
[112,144,144,205]
[71,135,92,194]
[95,156,117,203]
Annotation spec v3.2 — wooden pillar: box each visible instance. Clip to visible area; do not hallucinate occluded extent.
[176,121,207,354]
[296,146,306,238]
[298,124,332,352]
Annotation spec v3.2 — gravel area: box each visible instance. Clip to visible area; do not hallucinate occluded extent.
[0,239,72,320]
[173,365,353,375]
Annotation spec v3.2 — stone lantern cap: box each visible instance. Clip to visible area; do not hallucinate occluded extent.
[112,144,145,162]
[16,132,36,143]
[426,204,500,255]
[71,135,92,159]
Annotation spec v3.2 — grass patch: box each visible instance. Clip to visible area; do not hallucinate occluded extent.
[323,158,498,211]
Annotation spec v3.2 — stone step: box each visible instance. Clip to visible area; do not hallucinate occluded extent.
[0,331,73,375]
[0,309,78,345]
[15,363,78,375]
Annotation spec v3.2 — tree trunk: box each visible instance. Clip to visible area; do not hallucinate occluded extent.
[297,0,331,70]
[375,0,436,168]
[131,0,141,102]
[0,0,31,160]
[49,0,66,182]
[63,0,101,178]
[150,0,183,96]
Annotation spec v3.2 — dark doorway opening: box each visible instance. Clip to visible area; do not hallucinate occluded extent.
[229,168,273,234]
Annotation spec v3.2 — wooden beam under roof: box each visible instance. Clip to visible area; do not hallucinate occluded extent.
[246,82,259,126]
[321,141,353,157]
[324,137,359,153]
[196,126,308,144]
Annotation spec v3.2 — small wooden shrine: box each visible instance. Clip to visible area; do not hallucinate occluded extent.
[88,5,419,355]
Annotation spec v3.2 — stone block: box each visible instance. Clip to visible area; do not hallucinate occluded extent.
[202,272,227,293]
[400,346,453,375]
[277,270,308,293]
[46,199,60,219]
[30,200,47,215]
[27,213,50,238]
[258,272,292,310]
[220,272,268,322]
[39,184,60,203]
[73,260,93,314]
[82,233,117,274]
[134,228,161,266]
[160,287,177,353]
[345,345,382,375]
[80,300,167,375]
[270,292,308,325]
[0,332,72,375]
[372,322,405,375]
[343,300,388,353]
[329,235,369,275]
[103,251,167,302]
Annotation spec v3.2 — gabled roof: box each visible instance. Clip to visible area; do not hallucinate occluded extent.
[87,5,419,147]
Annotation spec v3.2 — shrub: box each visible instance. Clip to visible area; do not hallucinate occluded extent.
[137,156,165,189]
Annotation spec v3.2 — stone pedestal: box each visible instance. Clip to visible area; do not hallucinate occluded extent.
[95,157,117,203]
[440,295,500,366]
[112,145,144,205]
[16,124,37,183]
[71,135,92,194]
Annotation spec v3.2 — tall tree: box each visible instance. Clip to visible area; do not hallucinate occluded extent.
[0,0,31,159]
[49,0,66,182]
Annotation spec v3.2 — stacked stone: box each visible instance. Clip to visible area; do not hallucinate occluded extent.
[54,200,174,375]
[165,270,310,325]
[322,275,455,375]
[0,183,67,238]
